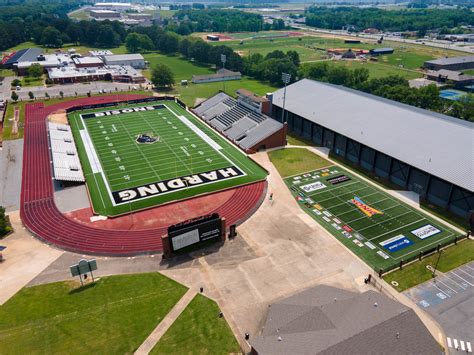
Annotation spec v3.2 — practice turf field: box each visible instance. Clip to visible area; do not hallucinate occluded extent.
[285,165,461,272]
[69,100,267,216]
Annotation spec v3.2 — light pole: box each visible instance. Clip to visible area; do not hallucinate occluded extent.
[221,54,227,93]
[281,72,291,123]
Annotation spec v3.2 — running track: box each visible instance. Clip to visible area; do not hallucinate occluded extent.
[20,95,266,256]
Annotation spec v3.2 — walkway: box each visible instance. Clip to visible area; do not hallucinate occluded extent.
[134,289,197,355]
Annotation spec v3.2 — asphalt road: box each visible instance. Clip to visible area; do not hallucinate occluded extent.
[292,25,474,54]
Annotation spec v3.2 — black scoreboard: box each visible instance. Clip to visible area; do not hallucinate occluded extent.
[168,213,223,252]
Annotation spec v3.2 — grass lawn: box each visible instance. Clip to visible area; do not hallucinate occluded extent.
[1,91,151,141]
[151,294,240,354]
[20,75,44,87]
[331,60,422,80]
[268,147,331,178]
[0,273,188,354]
[0,69,15,77]
[143,53,214,81]
[143,53,276,107]
[384,239,474,292]
[462,69,474,75]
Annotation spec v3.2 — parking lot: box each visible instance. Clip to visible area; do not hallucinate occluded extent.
[0,80,150,101]
[404,262,473,354]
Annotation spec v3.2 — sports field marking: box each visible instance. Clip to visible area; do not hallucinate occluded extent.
[286,165,462,271]
[69,101,266,215]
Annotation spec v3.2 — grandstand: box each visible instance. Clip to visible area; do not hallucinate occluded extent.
[48,122,85,182]
[193,92,286,153]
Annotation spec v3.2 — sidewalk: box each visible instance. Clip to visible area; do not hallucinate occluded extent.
[0,212,63,305]
[134,288,197,355]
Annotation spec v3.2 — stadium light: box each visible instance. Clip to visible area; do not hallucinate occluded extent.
[281,73,291,123]
[221,54,227,93]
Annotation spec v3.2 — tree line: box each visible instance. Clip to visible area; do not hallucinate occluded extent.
[173,9,264,33]
[305,7,474,33]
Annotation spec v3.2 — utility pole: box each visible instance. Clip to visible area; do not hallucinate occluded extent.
[281,73,291,123]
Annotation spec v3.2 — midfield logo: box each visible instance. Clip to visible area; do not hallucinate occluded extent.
[350,196,383,217]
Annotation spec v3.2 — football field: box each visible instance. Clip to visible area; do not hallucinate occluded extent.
[285,165,461,272]
[69,101,267,216]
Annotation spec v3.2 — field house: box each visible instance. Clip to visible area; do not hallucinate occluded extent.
[270,79,473,220]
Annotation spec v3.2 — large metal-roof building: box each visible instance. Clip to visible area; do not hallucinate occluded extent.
[270,79,473,218]
[424,55,474,71]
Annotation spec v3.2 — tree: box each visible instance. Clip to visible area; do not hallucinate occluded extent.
[40,26,63,47]
[125,32,141,53]
[151,63,175,88]
[45,92,50,100]
[59,91,64,99]
[0,206,10,237]
[28,91,34,100]
[28,63,43,78]
[11,79,21,88]
[11,91,18,102]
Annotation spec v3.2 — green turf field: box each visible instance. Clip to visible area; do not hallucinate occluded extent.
[69,100,267,216]
[285,165,461,272]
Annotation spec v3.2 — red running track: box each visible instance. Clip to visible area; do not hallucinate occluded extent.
[20,95,266,256]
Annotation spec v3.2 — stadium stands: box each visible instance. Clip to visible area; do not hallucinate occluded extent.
[20,95,267,255]
[48,122,85,182]
[193,92,285,152]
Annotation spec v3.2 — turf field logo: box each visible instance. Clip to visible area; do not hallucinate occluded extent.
[136,133,160,144]
[80,104,166,119]
[112,166,245,204]
[350,196,383,217]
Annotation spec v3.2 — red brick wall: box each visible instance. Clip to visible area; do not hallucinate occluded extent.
[247,123,287,153]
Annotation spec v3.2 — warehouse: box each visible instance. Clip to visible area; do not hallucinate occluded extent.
[370,47,394,56]
[103,54,146,69]
[89,9,120,19]
[270,79,473,218]
[424,55,474,71]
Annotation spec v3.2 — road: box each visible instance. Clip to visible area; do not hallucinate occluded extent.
[292,25,474,54]
[0,80,150,101]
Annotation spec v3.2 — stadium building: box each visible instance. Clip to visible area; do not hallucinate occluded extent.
[270,79,473,219]
[193,90,286,153]
[424,55,474,71]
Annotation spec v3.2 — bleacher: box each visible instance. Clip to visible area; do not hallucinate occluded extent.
[192,92,284,152]
[48,122,85,182]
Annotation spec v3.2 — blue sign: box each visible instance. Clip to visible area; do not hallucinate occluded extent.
[379,235,413,253]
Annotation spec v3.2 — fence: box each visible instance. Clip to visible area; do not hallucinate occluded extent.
[380,233,470,276]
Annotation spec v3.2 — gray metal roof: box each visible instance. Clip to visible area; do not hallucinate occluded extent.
[251,285,442,355]
[193,92,284,151]
[425,55,474,66]
[104,54,144,62]
[272,79,474,191]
